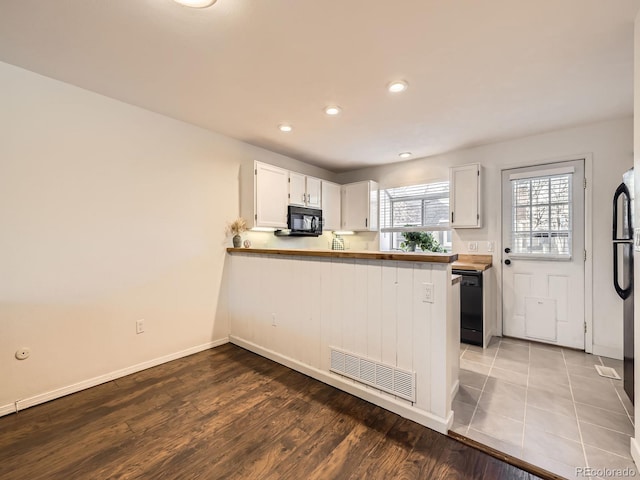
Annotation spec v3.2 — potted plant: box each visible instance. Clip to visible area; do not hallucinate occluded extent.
[226,217,248,248]
[400,231,423,252]
[418,231,445,253]
[400,231,445,253]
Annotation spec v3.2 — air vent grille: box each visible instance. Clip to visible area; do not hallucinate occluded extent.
[330,349,344,372]
[360,359,376,384]
[329,347,416,402]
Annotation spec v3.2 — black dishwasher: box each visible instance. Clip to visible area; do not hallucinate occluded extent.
[453,269,483,346]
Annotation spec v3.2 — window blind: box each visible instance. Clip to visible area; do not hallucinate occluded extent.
[380,181,450,232]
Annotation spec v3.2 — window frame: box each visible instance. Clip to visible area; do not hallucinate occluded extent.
[509,173,573,260]
[379,180,452,252]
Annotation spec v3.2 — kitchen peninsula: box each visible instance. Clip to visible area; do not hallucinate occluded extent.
[225,248,460,433]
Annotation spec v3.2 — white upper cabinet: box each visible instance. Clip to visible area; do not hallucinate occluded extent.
[289,172,321,208]
[449,163,482,228]
[341,180,378,231]
[288,172,307,206]
[321,181,341,231]
[306,177,322,208]
[254,161,289,228]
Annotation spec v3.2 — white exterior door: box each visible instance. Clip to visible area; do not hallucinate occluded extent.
[501,159,585,349]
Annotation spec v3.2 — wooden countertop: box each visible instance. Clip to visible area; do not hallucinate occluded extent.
[227,248,458,264]
[451,254,493,271]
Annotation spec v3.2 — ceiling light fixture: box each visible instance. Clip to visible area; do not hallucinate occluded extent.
[173,0,217,7]
[278,124,293,132]
[324,106,342,116]
[399,152,412,158]
[388,80,408,93]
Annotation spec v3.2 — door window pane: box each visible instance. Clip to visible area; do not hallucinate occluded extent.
[511,174,572,256]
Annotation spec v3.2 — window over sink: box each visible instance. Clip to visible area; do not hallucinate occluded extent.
[379,181,452,252]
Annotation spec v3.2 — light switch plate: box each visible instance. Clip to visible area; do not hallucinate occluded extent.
[487,241,494,252]
[468,241,478,252]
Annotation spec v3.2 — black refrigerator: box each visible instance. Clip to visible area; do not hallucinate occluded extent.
[613,168,634,403]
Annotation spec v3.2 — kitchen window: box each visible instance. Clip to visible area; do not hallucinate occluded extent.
[379,181,452,252]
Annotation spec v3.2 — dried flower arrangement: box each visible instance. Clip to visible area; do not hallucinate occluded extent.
[226,217,248,236]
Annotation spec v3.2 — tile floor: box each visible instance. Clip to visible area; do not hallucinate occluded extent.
[452,337,636,480]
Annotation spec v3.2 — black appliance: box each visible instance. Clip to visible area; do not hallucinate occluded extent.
[453,269,483,346]
[275,205,323,237]
[613,168,634,404]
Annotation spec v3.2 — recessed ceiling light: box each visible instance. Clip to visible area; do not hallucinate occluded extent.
[173,0,217,7]
[324,106,342,116]
[399,152,412,158]
[388,80,408,93]
[278,124,293,132]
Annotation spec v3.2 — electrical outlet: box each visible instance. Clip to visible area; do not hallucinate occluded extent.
[15,347,30,360]
[468,241,478,252]
[271,313,277,327]
[136,319,145,334]
[422,283,434,303]
[487,241,494,252]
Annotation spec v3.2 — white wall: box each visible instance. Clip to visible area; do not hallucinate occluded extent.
[0,61,337,412]
[337,117,633,359]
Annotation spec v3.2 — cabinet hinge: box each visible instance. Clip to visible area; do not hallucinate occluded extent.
[584,322,587,333]
[584,250,587,262]
[254,214,257,220]
[583,178,587,189]
[478,170,480,176]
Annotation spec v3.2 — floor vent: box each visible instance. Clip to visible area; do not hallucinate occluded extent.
[594,365,621,380]
[329,347,416,402]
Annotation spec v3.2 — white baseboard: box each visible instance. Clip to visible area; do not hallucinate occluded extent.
[592,344,622,360]
[230,335,451,434]
[451,379,460,400]
[0,337,229,417]
[0,404,17,416]
[631,437,640,470]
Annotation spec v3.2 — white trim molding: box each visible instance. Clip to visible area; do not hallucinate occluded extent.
[230,335,453,434]
[631,437,640,471]
[0,337,229,417]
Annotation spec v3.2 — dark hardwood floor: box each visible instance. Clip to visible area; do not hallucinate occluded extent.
[0,344,542,479]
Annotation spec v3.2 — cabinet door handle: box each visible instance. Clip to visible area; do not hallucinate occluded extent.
[365,218,368,228]
[451,211,454,223]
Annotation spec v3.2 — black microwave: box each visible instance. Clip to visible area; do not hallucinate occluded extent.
[281,205,323,236]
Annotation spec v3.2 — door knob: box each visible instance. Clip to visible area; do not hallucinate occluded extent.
[504,259,511,265]
[504,247,511,253]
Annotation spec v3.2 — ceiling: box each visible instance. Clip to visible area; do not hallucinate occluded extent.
[0,0,638,172]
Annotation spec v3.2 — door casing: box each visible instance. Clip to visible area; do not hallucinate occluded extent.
[497,153,593,353]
